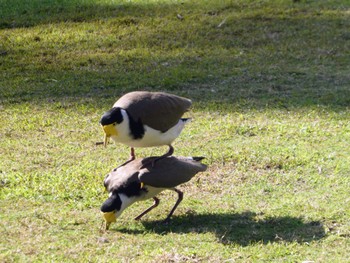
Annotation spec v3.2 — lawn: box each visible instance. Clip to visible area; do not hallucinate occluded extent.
[1,0,349,262]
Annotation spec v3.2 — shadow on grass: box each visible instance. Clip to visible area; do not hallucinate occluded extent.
[0,0,183,29]
[116,211,325,246]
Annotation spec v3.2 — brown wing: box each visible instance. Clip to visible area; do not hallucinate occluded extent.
[138,156,207,188]
[104,158,144,192]
[114,91,192,132]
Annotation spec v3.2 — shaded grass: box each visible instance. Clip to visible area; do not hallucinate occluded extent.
[1,0,350,262]
[1,0,349,107]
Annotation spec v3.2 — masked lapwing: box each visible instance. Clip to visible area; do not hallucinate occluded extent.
[100,91,192,167]
[100,156,207,230]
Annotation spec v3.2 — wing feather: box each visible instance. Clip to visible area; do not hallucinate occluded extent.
[138,157,207,188]
[114,91,192,132]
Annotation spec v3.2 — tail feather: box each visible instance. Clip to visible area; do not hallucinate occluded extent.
[181,118,192,123]
[191,156,205,162]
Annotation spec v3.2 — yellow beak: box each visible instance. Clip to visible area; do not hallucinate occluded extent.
[102,124,118,147]
[101,211,117,230]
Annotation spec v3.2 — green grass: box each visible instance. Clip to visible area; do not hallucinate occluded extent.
[1,0,350,262]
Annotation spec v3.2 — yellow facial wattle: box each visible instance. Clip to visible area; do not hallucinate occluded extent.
[102,124,118,147]
[101,211,117,230]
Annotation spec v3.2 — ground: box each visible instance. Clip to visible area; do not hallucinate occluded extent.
[1,0,349,262]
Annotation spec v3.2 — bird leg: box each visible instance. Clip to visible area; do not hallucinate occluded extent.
[162,188,183,224]
[115,147,136,169]
[134,197,160,220]
[140,145,174,168]
[130,147,136,159]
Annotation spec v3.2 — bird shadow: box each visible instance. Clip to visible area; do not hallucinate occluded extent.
[115,211,325,246]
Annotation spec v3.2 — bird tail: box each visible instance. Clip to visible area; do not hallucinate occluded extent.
[181,118,192,123]
[191,157,205,162]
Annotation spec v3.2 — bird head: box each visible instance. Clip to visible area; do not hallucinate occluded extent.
[100,192,122,230]
[100,107,124,147]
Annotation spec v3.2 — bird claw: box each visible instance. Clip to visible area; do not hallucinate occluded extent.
[134,216,142,221]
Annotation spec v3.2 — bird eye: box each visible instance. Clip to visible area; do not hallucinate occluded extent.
[113,122,117,126]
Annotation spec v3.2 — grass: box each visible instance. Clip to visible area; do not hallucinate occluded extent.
[1,0,350,262]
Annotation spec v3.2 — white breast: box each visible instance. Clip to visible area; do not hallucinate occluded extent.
[111,110,189,148]
[128,120,188,147]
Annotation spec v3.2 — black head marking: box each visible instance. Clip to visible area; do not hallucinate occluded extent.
[100,107,123,126]
[100,193,122,212]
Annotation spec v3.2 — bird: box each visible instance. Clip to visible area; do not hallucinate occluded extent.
[100,91,192,167]
[100,156,207,230]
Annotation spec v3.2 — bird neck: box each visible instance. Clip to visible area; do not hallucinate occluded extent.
[116,193,139,217]
[113,109,132,141]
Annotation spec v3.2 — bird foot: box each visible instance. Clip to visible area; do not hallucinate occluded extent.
[115,149,136,169]
[140,145,174,169]
[114,158,134,169]
[134,215,142,221]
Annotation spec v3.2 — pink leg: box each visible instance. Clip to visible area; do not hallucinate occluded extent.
[115,147,136,169]
[141,145,174,168]
[162,188,183,224]
[134,197,160,220]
